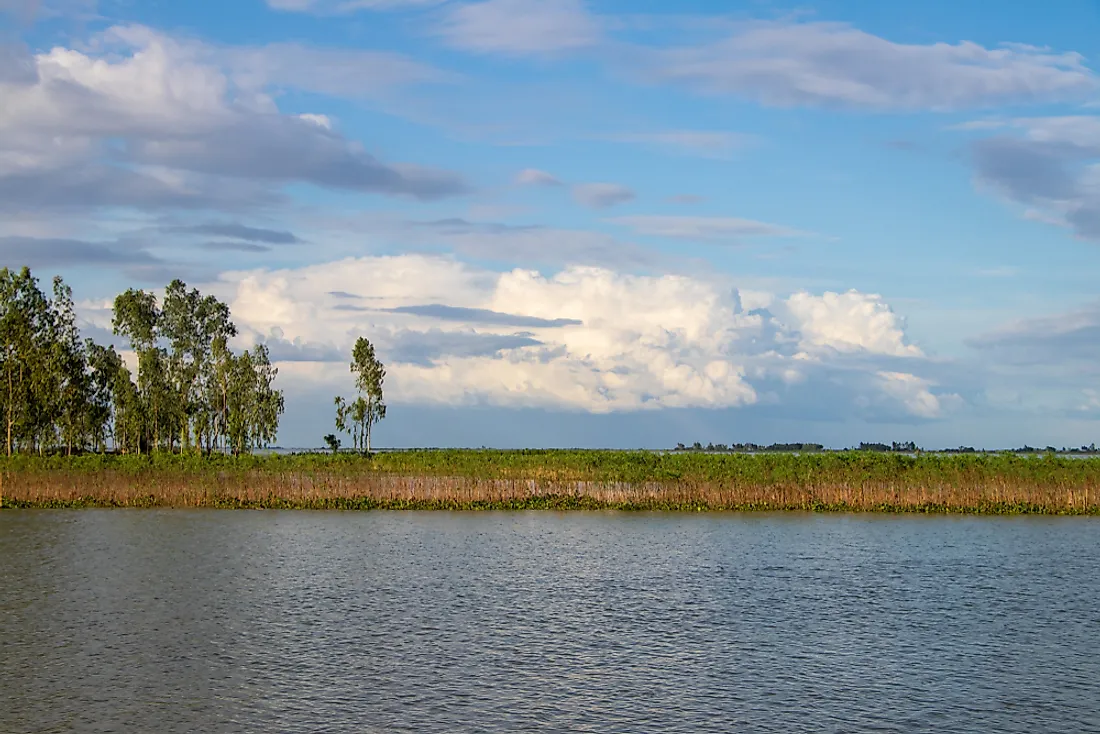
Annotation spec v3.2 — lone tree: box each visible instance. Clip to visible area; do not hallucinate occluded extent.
[334,336,386,453]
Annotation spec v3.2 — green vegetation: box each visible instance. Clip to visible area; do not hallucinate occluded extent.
[2,450,1098,514]
[0,267,284,457]
[333,336,386,452]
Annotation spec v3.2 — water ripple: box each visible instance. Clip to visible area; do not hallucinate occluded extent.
[1,511,1098,733]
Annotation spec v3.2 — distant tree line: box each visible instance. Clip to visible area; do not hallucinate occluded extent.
[0,266,284,456]
[674,442,826,453]
[673,441,1100,454]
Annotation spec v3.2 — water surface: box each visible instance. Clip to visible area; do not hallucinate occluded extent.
[2,511,1098,733]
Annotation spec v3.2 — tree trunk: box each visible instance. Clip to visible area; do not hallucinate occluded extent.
[6,368,13,457]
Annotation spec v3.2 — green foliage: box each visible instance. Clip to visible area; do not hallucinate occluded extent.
[0,267,284,457]
[3,448,1099,484]
[334,336,386,452]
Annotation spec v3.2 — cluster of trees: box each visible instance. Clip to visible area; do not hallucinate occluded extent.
[0,267,284,456]
[674,441,1100,455]
[857,441,920,453]
[326,336,387,453]
[674,442,826,453]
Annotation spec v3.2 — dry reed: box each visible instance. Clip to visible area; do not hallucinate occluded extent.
[3,464,1097,514]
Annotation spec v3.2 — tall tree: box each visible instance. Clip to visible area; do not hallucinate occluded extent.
[351,337,386,452]
[0,268,51,455]
[85,341,123,453]
[49,277,89,454]
[224,345,284,455]
[160,280,236,452]
[0,266,284,457]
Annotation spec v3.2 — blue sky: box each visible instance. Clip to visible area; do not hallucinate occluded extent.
[2,0,1100,449]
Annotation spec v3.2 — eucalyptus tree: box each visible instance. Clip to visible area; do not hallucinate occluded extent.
[334,337,387,453]
[224,344,283,455]
[111,362,145,454]
[112,288,172,450]
[0,268,53,455]
[0,265,286,457]
[160,279,236,452]
[351,337,386,452]
[48,277,89,454]
[85,341,123,453]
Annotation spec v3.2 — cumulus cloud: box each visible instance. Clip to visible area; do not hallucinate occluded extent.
[785,290,922,357]
[437,0,601,56]
[572,182,635,209]
[0,25,468,214]
[641,21,1098,111]
[875,371,953,419]
[389,329,544,365]
[214,254,950,418]
[385,304,582,328]
[609,215,803,242]
[514,168,563,186]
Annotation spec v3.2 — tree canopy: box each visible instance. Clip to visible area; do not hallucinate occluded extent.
[334,336,386,453]
[0,267,283,456]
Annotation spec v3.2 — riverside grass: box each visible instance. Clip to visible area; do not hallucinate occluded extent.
[1,450,1098,515]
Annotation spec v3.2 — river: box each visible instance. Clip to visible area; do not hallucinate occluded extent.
[2,510,1098,732]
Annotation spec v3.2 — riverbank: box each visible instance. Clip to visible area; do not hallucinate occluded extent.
[2,450,1098,514]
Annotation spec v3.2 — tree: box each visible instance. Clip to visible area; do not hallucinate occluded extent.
[334,338,387,453]
[0,266,283,457]
[48,277,89,454]
[350,337,386,452]
[85,342,123,453]
[160,280,236,452]
[224,345,283,456]
[323,434,341,454]
[0,268,52,455]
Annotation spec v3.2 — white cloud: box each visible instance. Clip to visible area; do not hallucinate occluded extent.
[211,254,947,418]
[641,21,1098,111]
[0,26,467,212]
[298,113,332,129]
[572,182,635,209]
[876,371,957,419]
[609,215,803,242]
[514,168,562,186]
[437,0,601,56]
[785,290,922,357]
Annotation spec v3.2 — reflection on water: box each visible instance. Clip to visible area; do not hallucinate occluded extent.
[2,510,1098,733]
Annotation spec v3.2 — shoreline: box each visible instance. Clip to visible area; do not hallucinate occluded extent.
[2,451,1098,515]
[4,495,1098,515]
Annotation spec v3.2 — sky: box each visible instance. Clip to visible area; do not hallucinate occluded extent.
[2,0,1100,449]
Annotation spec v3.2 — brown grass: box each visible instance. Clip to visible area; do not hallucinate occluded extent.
[3,469,1097,514]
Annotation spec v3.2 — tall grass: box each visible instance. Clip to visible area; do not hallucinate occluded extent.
[1,450,1097,514]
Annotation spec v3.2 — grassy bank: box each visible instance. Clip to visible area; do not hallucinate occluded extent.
[1,450,1098,514]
